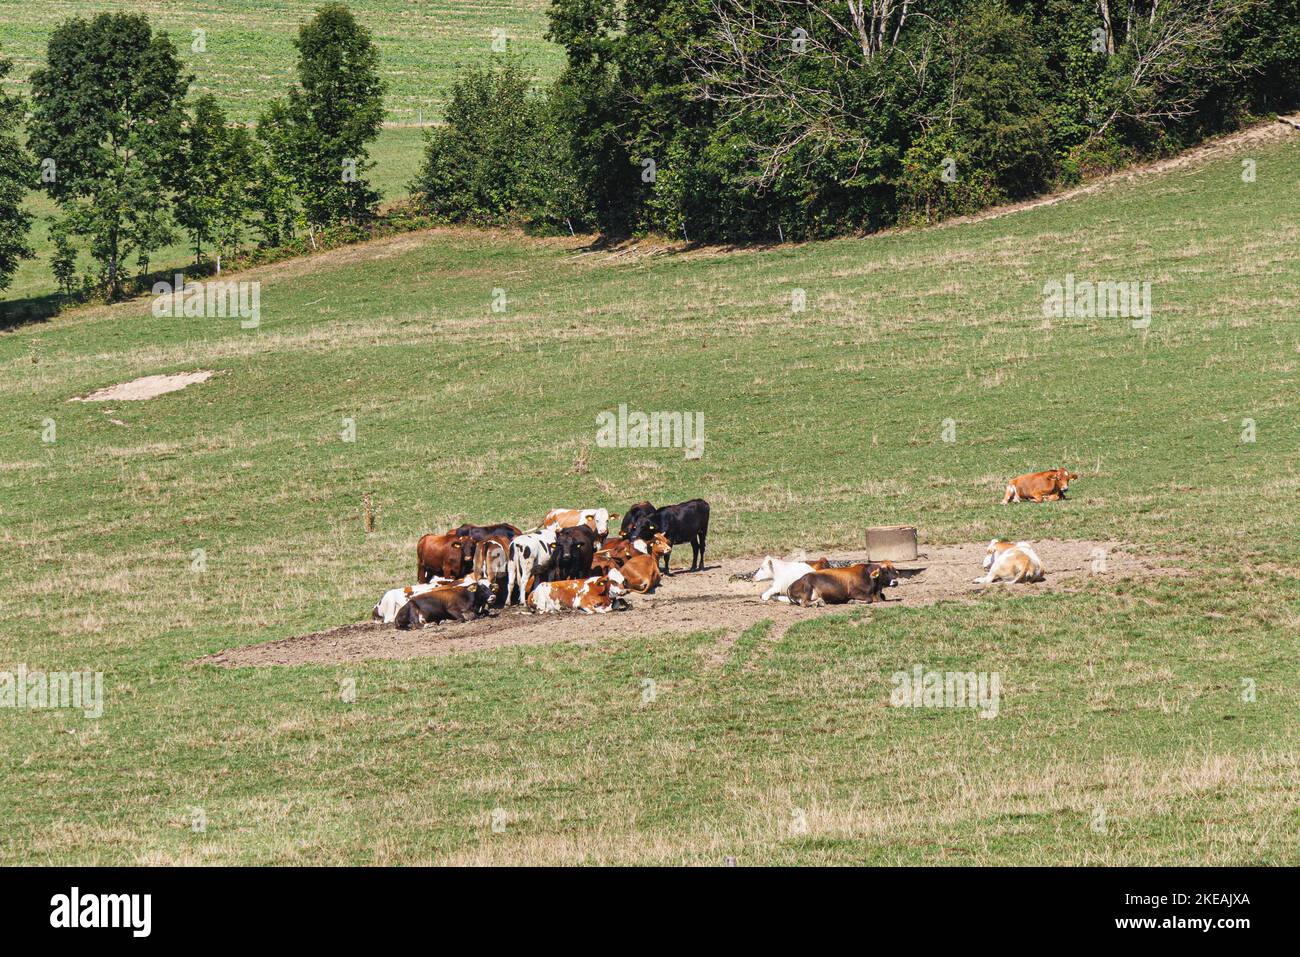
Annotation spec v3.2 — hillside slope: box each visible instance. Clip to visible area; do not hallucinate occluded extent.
[0,126,1296,865]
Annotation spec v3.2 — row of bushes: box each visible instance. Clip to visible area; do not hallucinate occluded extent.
[413,0,1300,241]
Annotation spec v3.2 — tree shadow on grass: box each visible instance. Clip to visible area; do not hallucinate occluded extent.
[0,292,64,332]
[0,261,217,332]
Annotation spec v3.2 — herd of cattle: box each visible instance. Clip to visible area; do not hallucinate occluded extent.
[372,468,1077,630]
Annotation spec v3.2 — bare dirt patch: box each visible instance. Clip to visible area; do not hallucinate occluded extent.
[71,370,215,402]
[196,540,1175,668]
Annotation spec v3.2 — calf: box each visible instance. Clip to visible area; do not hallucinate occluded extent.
[506,527,557,604]
[787,562,901,607]
[551,523,602,581]
[974,540,1044,584]
[752,555,832,603]
[527,575,629,614]
[394,581,493,629]
[541,507,617,537]
[1001,467,1078,504]
[630,498,710,573]
[415,531,476,583]
[619,501,656,538]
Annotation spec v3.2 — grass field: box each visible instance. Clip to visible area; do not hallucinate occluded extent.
[1,127,1297,865]
[0,0,561,123]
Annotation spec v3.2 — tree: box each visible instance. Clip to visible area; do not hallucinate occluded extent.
[177,94,257,271]
[28,14,190,299]
[264,3,386,229]
[412,58,570,226]
[0,52,33,293]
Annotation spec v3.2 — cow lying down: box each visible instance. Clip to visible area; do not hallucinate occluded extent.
[373,580,452,623]
[787,562,902,607]
[752,555,832,602]
[527,574,629,614]
[974,540,1044,584]
[395,580,494,630]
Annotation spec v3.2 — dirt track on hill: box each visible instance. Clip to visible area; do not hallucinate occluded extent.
[195,540,1177,668]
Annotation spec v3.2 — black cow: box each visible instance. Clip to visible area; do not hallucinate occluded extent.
[453,523,522,543]
[551,524,601,581]
[619,501,656,539]
[631,498,709,574]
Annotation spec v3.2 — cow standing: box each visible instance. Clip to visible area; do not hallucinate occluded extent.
[506,528,557,604]
[551,524,602,581]
[415,532,476,583]
[630,498,710,574]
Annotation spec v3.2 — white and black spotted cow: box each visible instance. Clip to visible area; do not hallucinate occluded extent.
[507,527,558,605]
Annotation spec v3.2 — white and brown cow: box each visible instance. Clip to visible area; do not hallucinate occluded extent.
[526,574,628,614]
[541,507,618,537]
[974,540,1045,583]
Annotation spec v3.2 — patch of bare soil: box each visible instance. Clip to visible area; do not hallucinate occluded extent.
[70,370,214,402]
[196,540,1175,668]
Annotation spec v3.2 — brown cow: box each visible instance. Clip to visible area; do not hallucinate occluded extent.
[787,562,901,607]
[415,532,476,583]
[613,553,662,593]
[1001,467,1078,505]
[394,581,493,629]
[595,532,671,565]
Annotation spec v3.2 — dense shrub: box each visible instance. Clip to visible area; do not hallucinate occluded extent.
[411,59,586,230]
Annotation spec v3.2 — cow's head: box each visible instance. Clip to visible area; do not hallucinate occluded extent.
[650,533,672,558]
[604,569,628,598]
[471,582,494,614]
[631,517,658,542]
[753,556,776,582]
[873,561,901,588]
[983,539,1011,570]
[455,535,476,568]
[1057,467,1078,490]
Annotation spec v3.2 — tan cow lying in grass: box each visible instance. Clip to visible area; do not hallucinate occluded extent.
[1001,467,1078,504]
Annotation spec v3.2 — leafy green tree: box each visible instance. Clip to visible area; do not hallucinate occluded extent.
[178,94,257,270]
[264,3,385,229]
[0,52,33,292]
[413,58,584,227]
[28,13,190,299]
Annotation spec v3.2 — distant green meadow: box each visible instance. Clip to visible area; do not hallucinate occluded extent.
[1,130,1296,864]
[0,0,561,123]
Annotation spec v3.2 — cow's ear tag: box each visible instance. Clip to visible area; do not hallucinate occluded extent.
[871,568,880,578]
